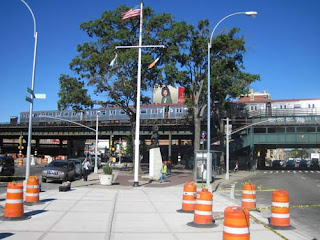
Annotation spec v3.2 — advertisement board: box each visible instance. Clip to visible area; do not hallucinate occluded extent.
[152,85,185,104]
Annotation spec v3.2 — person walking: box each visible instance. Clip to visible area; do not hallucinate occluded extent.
[82,158,90,181]
[160,162,168,183]
[234,161,239,171]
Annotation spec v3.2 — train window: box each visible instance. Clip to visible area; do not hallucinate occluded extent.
[34,114,38,117]
[57,112,61,117]
[151,109,158,114]
[64,112,69,116]
[48,112,53,116]
[254,128,266,133]
[268,127,285,133]
[294,104,301,109]
[296,127,316,133]
[286,127,295,133]
[141,109,147,114]
[120,111,125,115]
[110,110,116,115]
[176,108,182,113]
[250,106,253,111]
[100,111,106,115]
[86,111,90,115]
[72,112,77,116]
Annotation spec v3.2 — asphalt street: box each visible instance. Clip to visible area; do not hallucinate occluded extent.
[230,170,320,239]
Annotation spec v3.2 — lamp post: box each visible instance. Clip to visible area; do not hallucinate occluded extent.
[94,111,100,174]
[224,119,270,179]
[207,11,258,187]
[21,0,38,180]
[39,115,99,172]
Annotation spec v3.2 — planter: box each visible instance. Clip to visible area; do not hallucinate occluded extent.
[99,174,113,185]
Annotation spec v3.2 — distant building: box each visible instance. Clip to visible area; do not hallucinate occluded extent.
[237,90,271,103]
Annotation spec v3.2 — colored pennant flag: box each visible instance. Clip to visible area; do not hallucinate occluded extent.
[121,4,141,20]
[148,57,160,69]
[109,53,117,67]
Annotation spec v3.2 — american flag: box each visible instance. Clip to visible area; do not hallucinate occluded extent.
[121,4,141,20]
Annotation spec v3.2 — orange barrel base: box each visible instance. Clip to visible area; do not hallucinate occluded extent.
[44,158,48,164]
[193,189,213,225]
[25,176,40,203]
[242,182,256,209]
[181,182,197,212]
[4,182,24,218]
[270,189,290,227]
[223,206,250,240]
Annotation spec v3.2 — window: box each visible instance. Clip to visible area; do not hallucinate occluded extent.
[100,111,106,115]
[296,127,316,133]
[151,109,158,114]
[268,127,285,133]
[286,127,295,133]
[294,104,301,109]
[176,108,182,113]
[110,110,116,115]
[120,111,125,115]
[254,128,266,133]
[141,109,147,114]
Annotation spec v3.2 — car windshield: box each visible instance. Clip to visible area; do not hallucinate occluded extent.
[49,161,68,168]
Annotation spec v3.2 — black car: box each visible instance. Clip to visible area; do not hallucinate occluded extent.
[272,160,282,168]
[0,155,15,179]
[310,158,319,169]
[286,160,296,169]
[42,160,76,183]
[299,159,308,169]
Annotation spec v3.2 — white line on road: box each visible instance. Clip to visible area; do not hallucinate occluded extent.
[287,171,290,173]
[282,171,284,173]
[264,171,267,174]
[301,177,306,180]
[293,171,296,173]
[276,171,279,173]
[299,171,302,173]
[317,185,320,188]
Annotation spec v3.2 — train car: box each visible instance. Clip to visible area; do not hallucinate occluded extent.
[19,103,188,124]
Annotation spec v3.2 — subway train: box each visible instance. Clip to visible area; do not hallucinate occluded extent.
[16,98,320,124]
[19,103,189,124]
[232,98,320,118]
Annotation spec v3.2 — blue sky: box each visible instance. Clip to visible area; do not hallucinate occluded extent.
[1,0,320,123]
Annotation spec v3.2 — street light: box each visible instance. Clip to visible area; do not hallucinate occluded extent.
[39,115,99,173]
[94,111,100,174]
[224,118,270,180]
[206,11,258,187]
[21,0,38,180]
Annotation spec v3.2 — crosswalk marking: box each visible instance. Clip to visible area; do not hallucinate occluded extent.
[262,170,319,174]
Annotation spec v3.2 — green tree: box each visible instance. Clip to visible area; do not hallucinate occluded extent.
[58,5,191,159]
[172,20,260,158]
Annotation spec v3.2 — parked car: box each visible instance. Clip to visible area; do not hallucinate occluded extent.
[285,160,296,169]
[272,160,282,168]
[310,158,319,169]
[42,160,76,183]
[68,158,83,178]
[0,155,15,179]
[298,159,308,169]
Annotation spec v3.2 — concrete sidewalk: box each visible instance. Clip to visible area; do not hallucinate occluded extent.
[0,170,313,240]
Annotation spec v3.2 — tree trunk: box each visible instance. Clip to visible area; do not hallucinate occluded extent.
[194,115,201,151]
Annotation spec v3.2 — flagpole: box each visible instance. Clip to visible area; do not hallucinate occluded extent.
[133,0,143,187]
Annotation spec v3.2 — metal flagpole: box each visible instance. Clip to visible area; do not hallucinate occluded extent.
[114,2,165,187]
[132,1,144,187]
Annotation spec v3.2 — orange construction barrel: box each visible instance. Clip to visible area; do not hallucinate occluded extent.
[182,182,197,212]
[4,182,24,218]
[242,182,256,209]
[25,176,40,203]
[223,206,250,240]
[193,189,213,225]
[270,189,290,227]
[44,157,48,165]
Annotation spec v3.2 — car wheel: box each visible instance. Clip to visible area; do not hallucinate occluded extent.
[42,178,47,183]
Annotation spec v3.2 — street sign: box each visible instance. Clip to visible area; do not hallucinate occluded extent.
[25,96,33,103]
[27,87,35,97]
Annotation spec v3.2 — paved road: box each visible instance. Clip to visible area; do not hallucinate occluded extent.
[230,170,320,239]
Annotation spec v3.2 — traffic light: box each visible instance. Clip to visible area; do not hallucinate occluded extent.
[18,136,23,145]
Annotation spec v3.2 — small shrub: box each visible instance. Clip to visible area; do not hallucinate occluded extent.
[102,165,113,175]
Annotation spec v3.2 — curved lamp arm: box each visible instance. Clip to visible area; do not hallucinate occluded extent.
[209,11,258,47]
[21,0,37,37]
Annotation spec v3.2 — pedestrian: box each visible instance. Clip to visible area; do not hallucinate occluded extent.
[234,161,239,171]
[82,158,90,181]
[160,162,168,183]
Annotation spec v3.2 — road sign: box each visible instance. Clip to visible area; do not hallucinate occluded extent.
[25,96,33,103]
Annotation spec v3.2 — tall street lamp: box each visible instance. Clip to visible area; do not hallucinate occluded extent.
[207,11,258,186]
[21,0,38,180]
[94,111,100,174]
